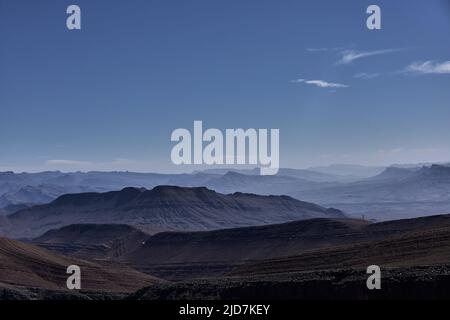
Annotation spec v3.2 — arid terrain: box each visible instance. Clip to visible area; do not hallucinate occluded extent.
[2,210,450,299]
[0,236,163,300]
[1,172,450,300]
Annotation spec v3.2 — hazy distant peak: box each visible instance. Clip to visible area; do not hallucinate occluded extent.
[308,164,385,178]
[417,164,450,177]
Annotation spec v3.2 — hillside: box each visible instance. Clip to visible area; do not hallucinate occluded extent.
[115,214,450,280]
[0,237,161,294]
[35,224,150,259]
[232,223,450,277]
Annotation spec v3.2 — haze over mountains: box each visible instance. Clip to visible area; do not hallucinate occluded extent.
[297,164,450,220]
[0,167,354,209]
[0,171,208,208]
[2,163,450,221]
[308,164,385,179]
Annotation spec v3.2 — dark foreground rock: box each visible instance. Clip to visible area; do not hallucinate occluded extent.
[128,266,450,300]
[0,283,124,300]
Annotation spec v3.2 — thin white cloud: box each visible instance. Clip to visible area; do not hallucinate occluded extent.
[306,80,349,88]
[377,148,405,155]
[353,72,380,79]
[405,60,450,74]
[337,49,401,65]
[292,79,349,88]
[306,46,346,53]
[45,159,94,166]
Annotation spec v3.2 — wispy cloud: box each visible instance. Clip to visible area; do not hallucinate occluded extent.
[337,49,401,65]
[404,60,450,74]
[353,72,380,79]
[292,78,349,88]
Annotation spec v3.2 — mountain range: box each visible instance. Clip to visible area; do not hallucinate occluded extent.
[297,164,450,220]
[3,186,344,239]
[0,165,379,209]
[2,163,450,221]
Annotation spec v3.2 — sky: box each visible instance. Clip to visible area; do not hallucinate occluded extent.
[1,0,450,173]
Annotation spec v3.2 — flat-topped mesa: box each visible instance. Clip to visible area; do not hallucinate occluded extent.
[7,186,345,239]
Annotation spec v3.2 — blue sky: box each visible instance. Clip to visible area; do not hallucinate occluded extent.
[1,0,450,172]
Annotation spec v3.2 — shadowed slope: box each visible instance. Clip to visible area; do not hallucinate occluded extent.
[0,237,162,294]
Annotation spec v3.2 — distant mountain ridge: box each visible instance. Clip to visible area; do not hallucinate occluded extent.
[296,164,450,220]
[0,169,340,209]
[3,163,450,221]
[197,167,355,182]
[308,164,385,178]
[364,166,419,181]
